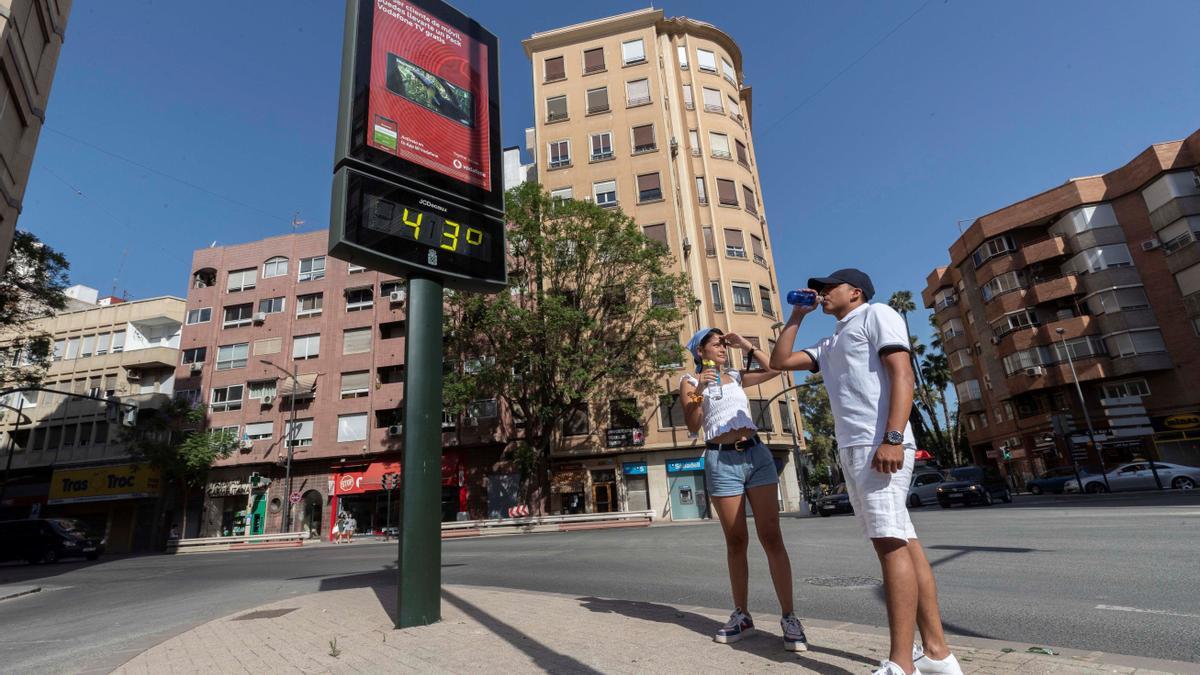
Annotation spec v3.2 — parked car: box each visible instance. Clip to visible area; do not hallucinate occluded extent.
[816,483,853,517]
[937,465,1012,507]
[1064,461,1200,493]
[0,518,105,564]
[907,471,945,508]
[1026,466,1085,495]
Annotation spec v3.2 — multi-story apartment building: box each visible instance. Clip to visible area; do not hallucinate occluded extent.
[922,128,1200,485]
[523,9,804,519]
[0,0,72,275]
[181,232,514,541]
[0,285,183,552]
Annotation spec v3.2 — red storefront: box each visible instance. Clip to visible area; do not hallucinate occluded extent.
[329,452,465,539]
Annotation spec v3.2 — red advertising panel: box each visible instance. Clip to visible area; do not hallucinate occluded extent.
[367,0,491,191]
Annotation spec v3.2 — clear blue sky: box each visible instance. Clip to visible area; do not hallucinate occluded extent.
[21,0,1200,353]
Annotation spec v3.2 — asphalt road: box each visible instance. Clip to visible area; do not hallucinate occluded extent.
[1,491,1198,674]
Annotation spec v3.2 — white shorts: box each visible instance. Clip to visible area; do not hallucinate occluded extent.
[838,445,917,541]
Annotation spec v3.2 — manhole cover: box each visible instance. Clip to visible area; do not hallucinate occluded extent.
[805,576,882,589]
[233,608,299,621]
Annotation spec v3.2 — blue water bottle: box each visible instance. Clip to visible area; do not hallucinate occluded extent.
[787,289,817,307]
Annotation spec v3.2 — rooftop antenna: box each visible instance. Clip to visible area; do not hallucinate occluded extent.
[292,212,305,231]
[111,248,129,297]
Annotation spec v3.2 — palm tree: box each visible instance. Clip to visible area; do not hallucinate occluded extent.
[889,291,943,455]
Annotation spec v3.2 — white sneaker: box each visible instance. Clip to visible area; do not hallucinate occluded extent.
[873,661,921,675]
[914,650,962,675]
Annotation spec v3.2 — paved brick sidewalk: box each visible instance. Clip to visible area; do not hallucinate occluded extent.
[113,584,1194,674]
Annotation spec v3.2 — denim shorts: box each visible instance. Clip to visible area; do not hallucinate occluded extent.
[704,439,779,497]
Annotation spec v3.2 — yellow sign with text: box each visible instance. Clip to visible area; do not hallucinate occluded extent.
[48,463,161,504]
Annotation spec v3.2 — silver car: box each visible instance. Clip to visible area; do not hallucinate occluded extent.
[1063,461,1200,493]
[907,470,945,508]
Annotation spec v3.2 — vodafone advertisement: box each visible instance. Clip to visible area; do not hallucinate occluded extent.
[368,0,491,191]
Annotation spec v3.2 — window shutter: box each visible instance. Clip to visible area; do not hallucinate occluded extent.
[583,48,604,72]
[586,87,608,112]
[709,133,730,156]
[341,371,370,393]
[547,96,567,119]
[544,56,565,80]
[254,337,282,355]
[637,173,661,193]
[735,140,749,164]
[632,124,654,149]
[626,79,649,102]
[742,186,757,213]
[751,235,765,259]
[702,87,721,109]
[343,327,372,355]
[642,224,667,246]
[682,85,693,106]
[702,227,715,255]
[724,228,745,249]
[716,179,737,205]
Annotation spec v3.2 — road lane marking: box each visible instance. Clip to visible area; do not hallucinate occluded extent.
[1095,604,1200,619]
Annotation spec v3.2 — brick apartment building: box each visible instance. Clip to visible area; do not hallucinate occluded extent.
[922,128,1200,485]
[180,232,516,540]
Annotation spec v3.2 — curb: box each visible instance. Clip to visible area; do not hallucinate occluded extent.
[0,585,42,602]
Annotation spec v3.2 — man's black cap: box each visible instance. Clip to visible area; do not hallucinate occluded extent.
[807,268,875,301]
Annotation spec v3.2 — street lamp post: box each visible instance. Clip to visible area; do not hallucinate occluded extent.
[1054,328,1110,492]
[261,359,299,532]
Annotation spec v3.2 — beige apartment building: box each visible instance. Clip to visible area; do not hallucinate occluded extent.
[0,285,184,552]
[0,0,72,275]
[524,9,804,520]
[922,128,1200,486]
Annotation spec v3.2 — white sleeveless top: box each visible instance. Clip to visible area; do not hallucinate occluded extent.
[681,369,757,442]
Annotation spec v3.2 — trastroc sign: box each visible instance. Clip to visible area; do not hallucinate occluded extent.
[48,463,161,505]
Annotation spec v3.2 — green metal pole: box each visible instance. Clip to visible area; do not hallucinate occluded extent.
[397,275,443,628]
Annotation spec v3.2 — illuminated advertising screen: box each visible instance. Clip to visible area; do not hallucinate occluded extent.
[367,0,491,191]
[331,0,504,292]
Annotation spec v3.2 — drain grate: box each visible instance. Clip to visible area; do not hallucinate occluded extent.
[233,608,299,621]
[805,576,882,589]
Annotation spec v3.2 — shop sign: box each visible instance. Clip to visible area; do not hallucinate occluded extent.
[1151,412,1200,432]
[622,462,648,476]
[606,427,645,448]
[666,457,705,474]
[551,469,586,494]
[207,481,252,497]
[48,463,161,505]
[333,453,464,496]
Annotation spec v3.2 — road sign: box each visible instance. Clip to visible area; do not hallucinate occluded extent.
[329,0,505,292]
[288,491,301,505]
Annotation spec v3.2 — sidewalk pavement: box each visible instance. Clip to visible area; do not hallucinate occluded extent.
[112,584,1194,674]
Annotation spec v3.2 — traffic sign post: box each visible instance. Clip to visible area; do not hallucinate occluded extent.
[331,0,503,629]
[289,491,301,505]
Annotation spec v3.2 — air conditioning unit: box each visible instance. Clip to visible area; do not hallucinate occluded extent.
[253,312,267,323]
[261,395,274,405]
[189,362,203,373]
[125,370,141,382]
[1025,366,1045,376]
[669,137,679,155]
[389,290,406,304]
[388,424,403,437]
[1140,238,1160,251]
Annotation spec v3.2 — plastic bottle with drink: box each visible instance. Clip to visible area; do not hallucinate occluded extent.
[787,289,817,307]
[702,359,723,400]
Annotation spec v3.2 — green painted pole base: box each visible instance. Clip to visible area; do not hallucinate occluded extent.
[397,275,444,628]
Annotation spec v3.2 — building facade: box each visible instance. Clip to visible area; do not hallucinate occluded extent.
[0,287,183,552]
[922,128,1200,485]
[0,0,72,275]
[523,9,804,519]
[180,232,516,541]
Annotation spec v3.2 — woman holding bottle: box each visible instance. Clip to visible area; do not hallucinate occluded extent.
[680,327,808,652]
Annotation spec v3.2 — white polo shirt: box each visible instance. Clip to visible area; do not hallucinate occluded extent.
[803,303,916,449]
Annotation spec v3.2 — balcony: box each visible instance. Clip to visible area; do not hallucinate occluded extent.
[983,289,1030,323]
[1018,235,1068,267]
[1037,314,1095,342]
[942,332,970,354]
[960,398,986,415]
[1095,308,1159,335]
[1029,274,1080,306]
[1005,358,1108,397]
[1110,352,1173,377]
[1165,237,1200,275]
[119,346,179,369]
[129,392,172,411]
[933,297,960,322]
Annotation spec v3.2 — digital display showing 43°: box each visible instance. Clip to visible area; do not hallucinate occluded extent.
[364,194,493,263]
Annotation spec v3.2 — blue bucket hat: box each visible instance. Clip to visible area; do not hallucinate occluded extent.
[686,327,723,371]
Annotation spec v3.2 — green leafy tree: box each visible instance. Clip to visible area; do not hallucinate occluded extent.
[0,231,70,387]
[443,183,693,509]
[795,373,837,487]
[126,399,239,538]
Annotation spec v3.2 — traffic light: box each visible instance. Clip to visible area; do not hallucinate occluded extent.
[121,403,138,428]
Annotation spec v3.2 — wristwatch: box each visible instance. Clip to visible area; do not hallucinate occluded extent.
[885,430,904,445]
